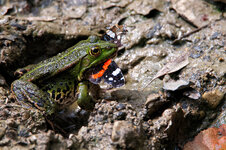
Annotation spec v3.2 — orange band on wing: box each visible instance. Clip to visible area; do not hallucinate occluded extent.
[103,59,112,70]
[91,59,112,79]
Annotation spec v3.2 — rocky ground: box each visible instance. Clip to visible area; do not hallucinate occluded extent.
[0,0,225,149]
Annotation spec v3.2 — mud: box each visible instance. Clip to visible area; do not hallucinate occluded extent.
[0,0,225,149]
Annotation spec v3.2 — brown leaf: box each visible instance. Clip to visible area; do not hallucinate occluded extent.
[152,52,189,82]
[142,52,189,90]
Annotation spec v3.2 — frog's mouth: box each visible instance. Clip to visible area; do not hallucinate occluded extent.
[85,51,117,78]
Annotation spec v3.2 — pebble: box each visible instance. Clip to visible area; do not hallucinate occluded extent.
[202,89,224,108]
[111,120,144,149]
[5,118,17,128]
[116,103,126,110]
[0,138,10,146]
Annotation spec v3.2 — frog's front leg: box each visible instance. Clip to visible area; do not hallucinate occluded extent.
[76,81,96,110]
[11,80,56,115]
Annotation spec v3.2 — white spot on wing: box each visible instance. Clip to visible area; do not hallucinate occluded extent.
[106,30,115,38]
[112,68,121,76]
[109,77,113,81]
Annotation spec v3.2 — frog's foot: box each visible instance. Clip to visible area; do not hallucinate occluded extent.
[76,82,96,111]
[14,68,28,77]
[11,80,55,114]
[14,64,36,77]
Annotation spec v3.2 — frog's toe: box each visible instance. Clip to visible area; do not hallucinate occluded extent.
[14,69,28,77]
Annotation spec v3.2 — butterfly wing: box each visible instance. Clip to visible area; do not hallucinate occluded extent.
[88,59,125,88]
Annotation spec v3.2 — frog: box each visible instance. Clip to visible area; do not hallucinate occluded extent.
[11,35,125,116]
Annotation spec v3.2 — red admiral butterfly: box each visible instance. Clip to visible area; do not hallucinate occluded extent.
[88,25,127,88]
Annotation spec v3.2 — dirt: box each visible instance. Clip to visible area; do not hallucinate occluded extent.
[0,0,225,149]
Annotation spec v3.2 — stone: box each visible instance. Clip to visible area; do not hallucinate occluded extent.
[111,120,144,149]
[202,89,224,109]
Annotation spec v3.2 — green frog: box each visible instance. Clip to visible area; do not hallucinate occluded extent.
[11,35,124,116]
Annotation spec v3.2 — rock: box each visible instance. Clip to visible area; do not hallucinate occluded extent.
[184,124,226,150]
[163,79,190,91]
[0,138,10,146]
[62,5,87,19]
[212,104,226,128]
[0,127,6,140]
[76,100,141,150]
[171,0,221,27]
[183,89,201,100]
[127,0,162,15]
[202,89,224,109]
[34,130,67,150]
[144,93,169,118]
[5,118,17,128]
[111,120,144,149]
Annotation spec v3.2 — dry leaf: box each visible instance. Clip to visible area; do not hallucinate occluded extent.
[153,52,189,82]
[142,52,189,90]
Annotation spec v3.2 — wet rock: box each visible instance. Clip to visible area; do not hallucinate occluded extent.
[76,100,141,149]
[143,104,188,149]
[29,130,68,150]
[0,127,6,140]
[5,118,17,128]
[210,32,220,40]
[111,120,144,149]
[127,0,163,15]
[0,138,10,146]
[18,125,30,137]
[62,4,87,19]
[115,103,126,110]
[171,0,221,27]
[102,0,132,9]
[163,79,190,91]
[144,93,169,118]
[211,103,226,127]
[202,89,224,109]
[183,89,201,100]
[184,124,226,150]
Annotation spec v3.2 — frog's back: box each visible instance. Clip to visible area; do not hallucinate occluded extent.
[21,42,89,82]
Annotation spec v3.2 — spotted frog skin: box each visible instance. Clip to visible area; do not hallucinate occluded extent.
[11,36,118,115]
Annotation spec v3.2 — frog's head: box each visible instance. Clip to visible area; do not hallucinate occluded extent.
[78,35,118,81]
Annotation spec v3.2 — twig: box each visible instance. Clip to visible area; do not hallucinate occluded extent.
[172,18,222,44]
[172,24,209,44]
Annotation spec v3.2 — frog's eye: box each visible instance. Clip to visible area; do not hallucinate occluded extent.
[90,46,101,56]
